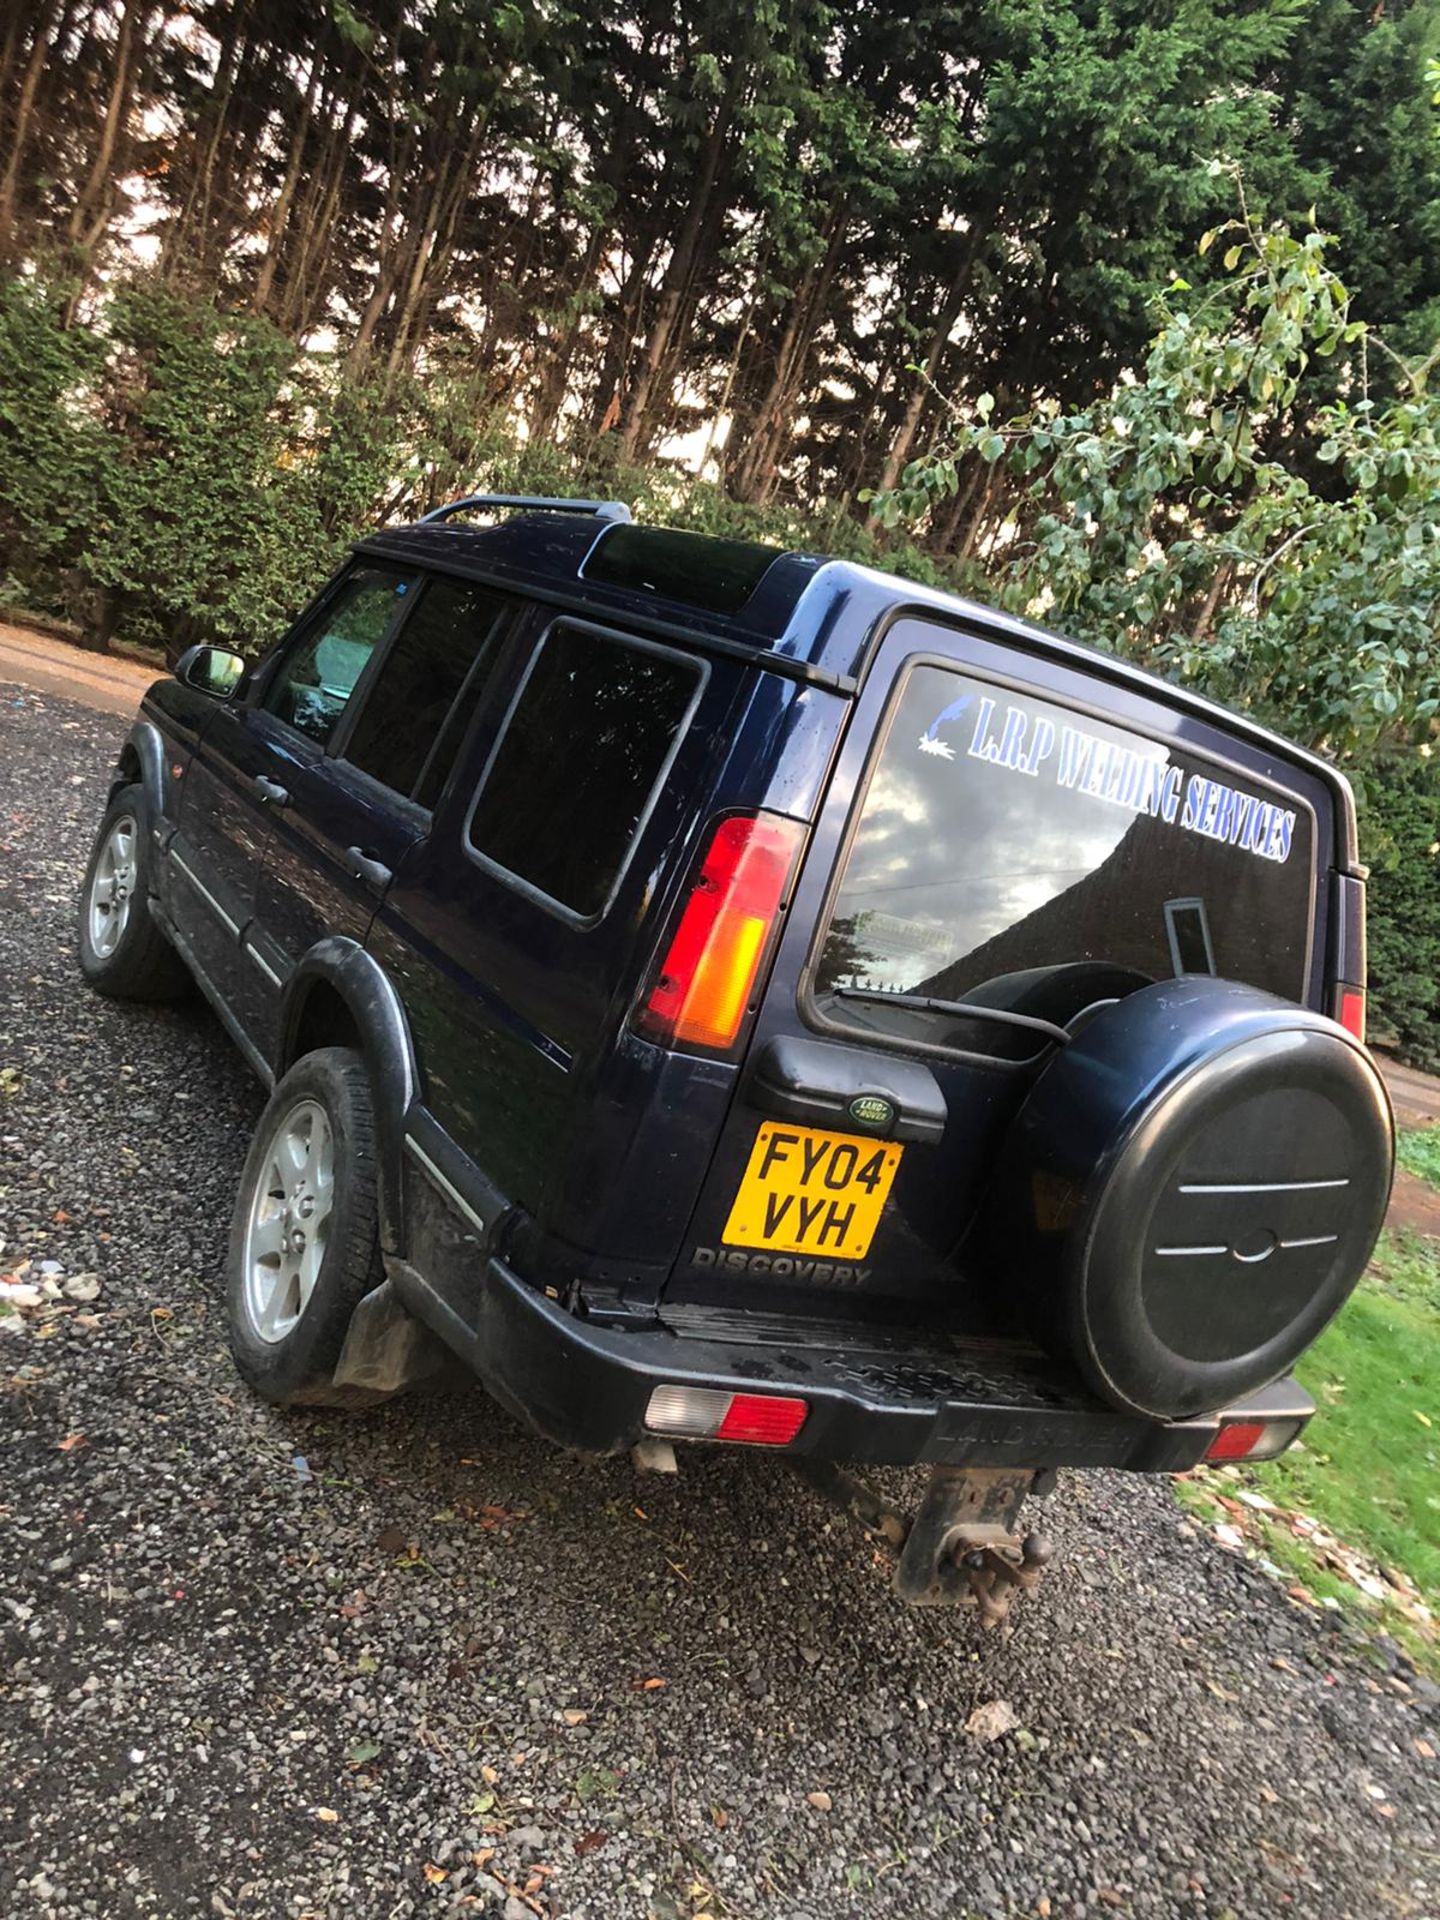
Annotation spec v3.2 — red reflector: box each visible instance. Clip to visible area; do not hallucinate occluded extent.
[637,813,804,1053]
[1336,986,1366,1043]
[715,1393,808,1445]
[1205,1421,1267,1462]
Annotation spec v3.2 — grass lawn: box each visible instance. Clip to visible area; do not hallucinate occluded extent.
[1179,1129,1440,1676]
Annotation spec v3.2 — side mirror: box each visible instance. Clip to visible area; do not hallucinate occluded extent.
[175,643,244,699]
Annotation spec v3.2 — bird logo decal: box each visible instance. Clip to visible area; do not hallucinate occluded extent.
[917,694,972,760]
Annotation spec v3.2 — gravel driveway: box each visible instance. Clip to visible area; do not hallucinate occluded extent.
[2,683,1437,1920]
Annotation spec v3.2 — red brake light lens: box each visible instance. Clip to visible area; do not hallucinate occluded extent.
[1336,986,1366,1043]
[637,812,805,1053]
[1205,1421,1268,1462]
[643,1384,809,1445]
[1204,1416,1307,1462]
[715,1393,809,1445]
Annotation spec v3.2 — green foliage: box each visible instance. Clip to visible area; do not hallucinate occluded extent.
[0,278,108,602]
[1396,1126,1440,1187]
[1259,1231,1440,1669]
[0,269,950,661]
[869,206,1440,759]
[1360,753,1440,1068]
[1178,1229,1440,1678]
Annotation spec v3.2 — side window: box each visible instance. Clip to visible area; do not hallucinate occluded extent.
[264,567,411,746]
[343,576,513,805]
[468,624,702,919]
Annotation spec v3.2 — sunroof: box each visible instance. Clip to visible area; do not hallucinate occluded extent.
[582,525,783,615]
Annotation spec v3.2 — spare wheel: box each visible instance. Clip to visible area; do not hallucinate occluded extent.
[990,976,1393,1420]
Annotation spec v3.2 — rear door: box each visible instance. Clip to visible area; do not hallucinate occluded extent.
[665,619,1326,1334]
[368,615,712,1225]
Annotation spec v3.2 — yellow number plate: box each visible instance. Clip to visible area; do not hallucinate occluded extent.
[721,1122,903,1261]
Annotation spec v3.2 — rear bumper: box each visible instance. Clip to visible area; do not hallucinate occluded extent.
[396,1255,1312,1472]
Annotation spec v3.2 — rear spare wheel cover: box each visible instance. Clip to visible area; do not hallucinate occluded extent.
[995,979,1393,1420]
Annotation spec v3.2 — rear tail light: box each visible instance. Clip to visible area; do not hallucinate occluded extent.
[644,1384,809,1446]
[1334,985,1366,1043]
[1205,1415,1307,1462]
[636,812,805,1053]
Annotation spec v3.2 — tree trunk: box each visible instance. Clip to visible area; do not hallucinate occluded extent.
[161,4,245,281]
[251,53,321,316]
[617,91,734,463]
[283,79,361,338]
[67,0,151,254]
[529,226,607,442]
[731,202,848,503]
[0,0,64,258]
[590,239,655,434]
[875,251,977,496]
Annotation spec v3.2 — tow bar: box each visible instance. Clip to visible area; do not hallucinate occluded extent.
[793,1461,1054,1624]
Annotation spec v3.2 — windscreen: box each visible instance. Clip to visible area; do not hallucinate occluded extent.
[813,666,1314,1062]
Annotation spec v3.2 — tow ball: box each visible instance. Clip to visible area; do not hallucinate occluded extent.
[793,1461,1054,1624]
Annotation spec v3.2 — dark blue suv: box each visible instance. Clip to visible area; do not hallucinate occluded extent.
[77,497,1394,1613]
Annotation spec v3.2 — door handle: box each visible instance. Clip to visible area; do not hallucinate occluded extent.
[251,775,290,807]
[345,846,393,892]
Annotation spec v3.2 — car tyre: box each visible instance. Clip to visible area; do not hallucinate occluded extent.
[77,783,190,1000]
[227,1046,389,1408]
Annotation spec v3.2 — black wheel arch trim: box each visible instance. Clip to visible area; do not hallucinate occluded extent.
[277,937,419,1253]
[113,719,169,816]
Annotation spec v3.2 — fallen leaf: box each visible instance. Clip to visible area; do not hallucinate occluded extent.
[1415,1739,1436,1760]
[1414,1410,1433,1429]
[477,1503,526,1529]
[574,1831,607,1858]
[480,1764,499,1784]
[375,1524,408,1555]
[636,1676,667,1691]
[56,1432,88,1452]
[562,1708,588,1726]
[806,1790,833,1811]
[964,1699,1018,1743]
[421,1862,447,1884]
[574,1768,621,1801]
[347,1740,382,1766]
[710,1805,728,1829]
[1258,1785,1278,1804]
[314,1808,339,1824]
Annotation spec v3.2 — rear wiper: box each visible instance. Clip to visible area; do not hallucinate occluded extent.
[831,985,1072,1048]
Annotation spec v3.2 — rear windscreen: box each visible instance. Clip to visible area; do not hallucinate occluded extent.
[813,665,1314,1062]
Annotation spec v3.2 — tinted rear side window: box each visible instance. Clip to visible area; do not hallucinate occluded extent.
[813,665,1314,1061]
[343,576,512,803]
[467,624,701,919]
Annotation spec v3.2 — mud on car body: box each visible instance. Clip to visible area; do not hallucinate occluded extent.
[78,495,1393,1619]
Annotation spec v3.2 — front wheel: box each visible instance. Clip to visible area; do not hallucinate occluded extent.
[77,783,190,1000]
[226,1047,389,1407]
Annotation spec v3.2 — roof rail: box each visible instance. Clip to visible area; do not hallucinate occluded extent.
[418,493,632,526]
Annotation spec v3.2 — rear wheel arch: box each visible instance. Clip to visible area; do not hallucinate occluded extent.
[276,938,418,1255]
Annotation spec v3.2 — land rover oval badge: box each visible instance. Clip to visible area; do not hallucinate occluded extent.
[848,1093,895,1130]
